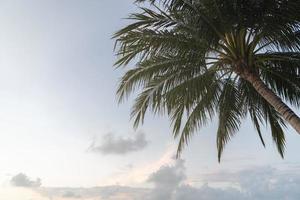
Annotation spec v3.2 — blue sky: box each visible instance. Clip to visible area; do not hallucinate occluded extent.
[0,0,299,199]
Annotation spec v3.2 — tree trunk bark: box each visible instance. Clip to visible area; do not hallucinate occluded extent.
[243,72,300,134]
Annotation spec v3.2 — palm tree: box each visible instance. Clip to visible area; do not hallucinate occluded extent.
[113,0,300,161]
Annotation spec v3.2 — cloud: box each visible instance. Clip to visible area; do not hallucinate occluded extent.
[31,160,300,200]
[148,159,186,187]
[147,159,186,200]
[174,184,244,200]
[88,131,148,155]
[62,191,82,198]
[10,173,41,188]
[146,160,300,200]
[144,158,244,200]
[222,166,300,200]
[36,186,148,200]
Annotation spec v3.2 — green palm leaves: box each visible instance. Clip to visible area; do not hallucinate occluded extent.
[114,0,300,161]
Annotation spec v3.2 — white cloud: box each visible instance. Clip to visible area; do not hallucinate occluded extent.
[62,191,82,198]
[147,159,186,200]
[100,146,176,186]
[148,160,300,200]
[29,161,300,200]
[36,186,148,200]
[145,158,245,200]
[10,173,41,188]
[88,131,148,155]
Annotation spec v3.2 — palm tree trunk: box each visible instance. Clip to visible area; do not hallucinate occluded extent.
[244,72,300,134]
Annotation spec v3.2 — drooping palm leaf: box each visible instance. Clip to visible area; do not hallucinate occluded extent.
[114,0,300,161]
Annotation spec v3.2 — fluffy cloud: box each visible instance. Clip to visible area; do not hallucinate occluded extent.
[62,191,82,198]
[145,160,300,200]
[36,186,148,200]
[31,160,300,200]
[145,159,245,200]
[147,159,186,200]
[210,166,300,200]
[174,184,245,200]
[88,131,148,155]
[10,173,41,188]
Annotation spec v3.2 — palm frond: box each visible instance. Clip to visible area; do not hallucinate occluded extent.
[114,0,300,161]
[257,53,300,106]
[217,79,244,162]
[265,106,286,158]
[172,71,221,156]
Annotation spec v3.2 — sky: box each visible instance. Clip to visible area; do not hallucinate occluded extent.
[0,0,299,199]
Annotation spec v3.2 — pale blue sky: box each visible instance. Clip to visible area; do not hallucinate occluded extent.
[0,1,299,199]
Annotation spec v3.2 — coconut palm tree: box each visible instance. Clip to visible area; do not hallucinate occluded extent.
[113,0,300,161]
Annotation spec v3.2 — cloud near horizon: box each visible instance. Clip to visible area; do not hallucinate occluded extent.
[31,159,300,200]
[10,173,42,188]
[88,131,148,155]
[62,191,82,198]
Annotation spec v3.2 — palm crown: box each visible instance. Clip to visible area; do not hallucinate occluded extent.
[114,0,300,161]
